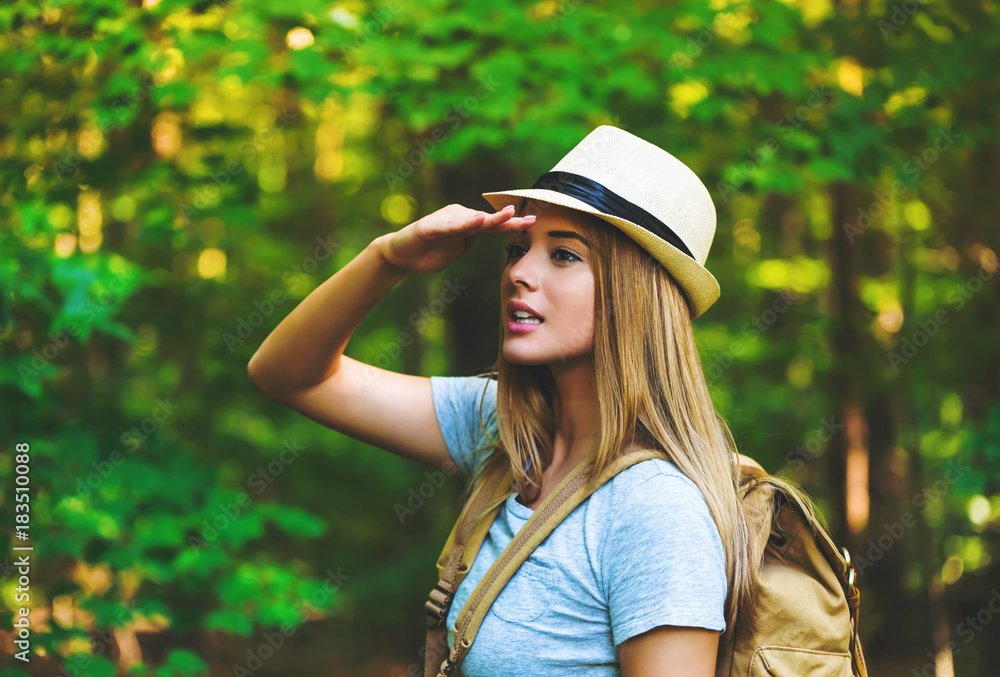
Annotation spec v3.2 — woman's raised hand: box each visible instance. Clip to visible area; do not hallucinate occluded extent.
[376,203,536,275]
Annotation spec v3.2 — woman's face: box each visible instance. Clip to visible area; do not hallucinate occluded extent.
[500,200,596,367]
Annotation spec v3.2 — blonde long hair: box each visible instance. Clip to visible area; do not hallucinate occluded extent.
[457,199,765,644]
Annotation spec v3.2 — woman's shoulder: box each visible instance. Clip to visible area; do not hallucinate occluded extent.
[429,375,498,480]
[592,456,713,517]
[606,455,699,490]
[429,374,497,406]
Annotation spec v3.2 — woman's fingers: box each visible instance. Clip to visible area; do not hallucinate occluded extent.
[480,205,535,231]
[438,205,533,239]
[468,206,509,230]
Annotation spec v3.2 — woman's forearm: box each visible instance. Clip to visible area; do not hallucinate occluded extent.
[247,234,407,398]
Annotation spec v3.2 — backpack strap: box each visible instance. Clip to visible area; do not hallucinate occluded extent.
[424,458,513,677]
[430,447,663,677]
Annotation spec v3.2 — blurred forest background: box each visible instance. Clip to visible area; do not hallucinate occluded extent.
[1,0,999,675]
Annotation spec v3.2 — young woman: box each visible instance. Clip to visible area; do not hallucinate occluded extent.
[248,126,762,676]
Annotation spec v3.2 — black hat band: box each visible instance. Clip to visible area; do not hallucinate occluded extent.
[529,170,696,261]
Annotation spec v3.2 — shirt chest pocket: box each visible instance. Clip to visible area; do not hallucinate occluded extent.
[490,560,554,624]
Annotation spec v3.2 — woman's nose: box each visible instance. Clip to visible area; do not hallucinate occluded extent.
[507,250,538,289]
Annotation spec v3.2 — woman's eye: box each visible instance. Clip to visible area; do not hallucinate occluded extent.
[503,242,524,260]
[503,243,580,263]
[552,248,581,262]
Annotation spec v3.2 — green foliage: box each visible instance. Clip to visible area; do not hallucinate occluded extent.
[152,649,208,677]
[1,0,998,674]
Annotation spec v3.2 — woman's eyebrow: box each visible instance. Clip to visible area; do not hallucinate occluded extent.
[508,229,593,250]
[547,230,592,249]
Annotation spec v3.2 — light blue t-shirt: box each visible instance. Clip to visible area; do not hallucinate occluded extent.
[429,375,727,676]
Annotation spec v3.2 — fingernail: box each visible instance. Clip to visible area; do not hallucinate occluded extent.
[525,215,536,220]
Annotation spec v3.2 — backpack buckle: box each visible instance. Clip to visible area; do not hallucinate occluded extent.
[841,546,857,588]
[425,578,455,627]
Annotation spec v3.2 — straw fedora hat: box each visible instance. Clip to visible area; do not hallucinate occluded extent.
[481,125,721,319]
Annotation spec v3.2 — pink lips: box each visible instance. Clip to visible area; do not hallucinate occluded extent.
[507,319,543,334]
[507,299,544,320]
[506,299,544,334]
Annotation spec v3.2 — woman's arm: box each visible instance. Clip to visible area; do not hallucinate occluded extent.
[619,625,719,677]
[246,234,406,399]
[247,204,532,397]
[245,205,533,469]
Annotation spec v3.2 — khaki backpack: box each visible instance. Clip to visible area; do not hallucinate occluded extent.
[423,448,869,677]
